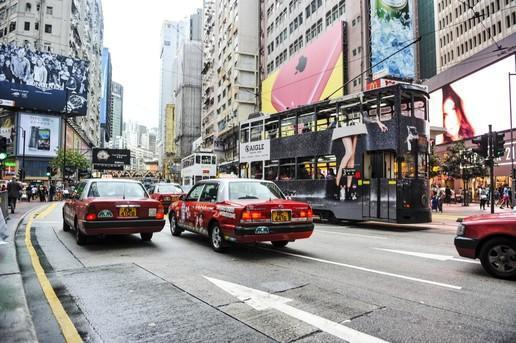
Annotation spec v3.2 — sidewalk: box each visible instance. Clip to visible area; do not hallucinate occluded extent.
[426,202,514,229]
[0,201,52,343]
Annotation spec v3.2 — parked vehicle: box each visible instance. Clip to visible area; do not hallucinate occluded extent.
[168,178,314,252]
[455,213,516,279]
[148,183,184,214]
[63,179,165,245]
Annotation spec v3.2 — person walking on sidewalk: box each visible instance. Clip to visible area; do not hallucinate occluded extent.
[7,177,22,214]
[437,188,445,213]
[500,185,510,209]
[478,186,488,210]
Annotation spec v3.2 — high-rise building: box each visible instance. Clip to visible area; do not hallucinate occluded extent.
[190,8,203,41]
[163,103,176,180]
[435,0,516,73]
[211,0,260,172]
[0,0,104,178]
[110,81,123,138]
[201,0,216,150]
[100,47,112,145]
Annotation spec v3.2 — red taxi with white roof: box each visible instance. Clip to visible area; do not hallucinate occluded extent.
[63,179,165,245]
[149,183,184,213]
[168,178,314,252]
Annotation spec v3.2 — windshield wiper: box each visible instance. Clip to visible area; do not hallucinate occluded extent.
[238,195,259,199]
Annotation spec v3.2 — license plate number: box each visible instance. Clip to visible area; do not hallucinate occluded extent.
[271,210,291,223]
[119,207,137,217]
[255,226,269,234]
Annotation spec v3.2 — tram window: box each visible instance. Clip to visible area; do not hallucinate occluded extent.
[414,99,426,120]
[240,163,249,178]
[401,100,411,117]
[265,120,278,139]
[297,157,315,179]
[251,122,263,141]
[201,155,212,164]
[212,156,216,164]
[196,155,201,164]
[316,155,337,179]
[281,117,296,137]
[279,158,296,180]
[195,176,203,183]
[250,161,263,179]
[265,160,279,180]
[316,108,336,131]
[298,114,314,134]
[401,154,416,178]
[418,152,428,178]
[241,127,250,143]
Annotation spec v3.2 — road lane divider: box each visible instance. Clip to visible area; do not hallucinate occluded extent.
[24,211,83,342]
[316,230,388,240]
[262,248,462,290]
[36,203,59,220]
[373,248,481,264]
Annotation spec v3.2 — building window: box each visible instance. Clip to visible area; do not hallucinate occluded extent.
[45,24,52,33]
[46,6,53,15]
[24,22,30,31]
[25,3,32,12]
[9,21,16,32]
[35,22,39,30]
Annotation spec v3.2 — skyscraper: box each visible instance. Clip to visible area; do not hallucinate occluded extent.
[110,81,124,138]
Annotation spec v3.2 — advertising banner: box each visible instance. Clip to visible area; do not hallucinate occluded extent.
[370,0,415,79]
[92,148,131,168]
[239,139,271,163]
[17,113,61,157]
[261,22,344,113]
[430,55,516,144]
[0,44,89,115]
[0,113,15,144]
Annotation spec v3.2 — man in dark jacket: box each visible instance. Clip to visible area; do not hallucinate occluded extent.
[7,177,22,213]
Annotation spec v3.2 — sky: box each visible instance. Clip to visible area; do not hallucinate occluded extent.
[102,0,202,129]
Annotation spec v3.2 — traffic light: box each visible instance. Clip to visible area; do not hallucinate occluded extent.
[472,134,488,158]
[18,168,25,181]
[492,132,505,158]
[0,137,7,160]
[46,166,52,177]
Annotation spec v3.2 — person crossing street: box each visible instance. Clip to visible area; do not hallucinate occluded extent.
[7,177,22,214]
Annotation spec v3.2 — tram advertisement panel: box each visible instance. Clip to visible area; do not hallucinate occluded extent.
[261,22,345,114]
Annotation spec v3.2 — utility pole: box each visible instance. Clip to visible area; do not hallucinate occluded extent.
[488,125,495,214]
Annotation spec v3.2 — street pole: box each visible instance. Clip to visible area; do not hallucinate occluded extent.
[22,129,25,172]
[489,125,495,214]
[63,116,67,185]
[509,72,515,206]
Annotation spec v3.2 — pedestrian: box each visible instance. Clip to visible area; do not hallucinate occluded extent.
[431,191,439,212]
[38,186,46,202]
[25,186,31,203]
[500,185,510,209]
[7,177,22,214]
[479,186,487,210]
[438,189,445,213]
[49,182,56,202]
[31,185,37,201]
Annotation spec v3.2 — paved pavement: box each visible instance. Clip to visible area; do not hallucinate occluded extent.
[5,202,515,342]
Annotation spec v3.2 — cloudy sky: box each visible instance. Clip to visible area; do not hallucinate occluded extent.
[102,0,202,128]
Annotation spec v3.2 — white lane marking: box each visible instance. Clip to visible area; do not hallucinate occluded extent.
[204,276,388,343]
[263,249,462,290]
[374,248,481,265]
[317,230,388,240]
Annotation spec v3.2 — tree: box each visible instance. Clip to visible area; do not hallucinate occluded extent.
[441,141,487,205]
[50,149,90,172]
[429,144,442,178]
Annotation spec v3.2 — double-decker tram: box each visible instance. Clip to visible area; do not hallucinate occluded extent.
[180,153,217,188]
[239,84,431,223]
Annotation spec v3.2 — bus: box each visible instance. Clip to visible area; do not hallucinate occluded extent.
[180,153,217,189]
[238,84,431,224]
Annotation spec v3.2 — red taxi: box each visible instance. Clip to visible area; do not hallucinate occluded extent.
[149,183,184,213]
[455,213,516,279]
[168,179,314,252]
[63,179,165,245]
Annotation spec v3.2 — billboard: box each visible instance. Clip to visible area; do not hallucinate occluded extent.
[17,113,61,157]
[0,44,89,115]
[0,113,15,144]
[430,55,516,144]
[370,0,415,79]
[92,148,131,170]
[261,22,344,113]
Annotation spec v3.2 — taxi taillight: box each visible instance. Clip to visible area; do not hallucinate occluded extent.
[240,209,266,222]
[156,204,165,220]
[85,213,97,221]
[295,207,313,222]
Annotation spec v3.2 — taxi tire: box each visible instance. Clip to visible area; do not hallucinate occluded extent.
[169,213,182,237]
[75,219,87,245]
[63,211,71,232]
[209,223,226,253]
[479,237,516,280]
[141,233,153,241]
[272,240,289,248]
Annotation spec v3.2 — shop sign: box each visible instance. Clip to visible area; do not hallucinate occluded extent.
[239,139,270,163]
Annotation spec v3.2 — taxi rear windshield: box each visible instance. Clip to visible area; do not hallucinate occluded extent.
[157,185,183,193]
[228,182,284,200]
[88,182,148,199]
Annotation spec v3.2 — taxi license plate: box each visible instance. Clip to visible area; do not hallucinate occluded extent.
[119,207,137,217]
[255,226,269,234]
[271,210,291,223]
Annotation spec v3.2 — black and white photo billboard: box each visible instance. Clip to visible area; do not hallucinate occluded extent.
[0,43,89,115]
[92,148,131,170]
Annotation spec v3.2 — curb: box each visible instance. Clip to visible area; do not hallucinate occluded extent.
[0,204,51,342]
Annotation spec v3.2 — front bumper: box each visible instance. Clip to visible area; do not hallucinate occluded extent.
[454,236,479,259]
[82,219,165,236]
[228,223,314,243]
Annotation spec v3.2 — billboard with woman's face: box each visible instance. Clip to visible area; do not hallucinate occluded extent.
[261,22,344,114]
[430,55,516,144]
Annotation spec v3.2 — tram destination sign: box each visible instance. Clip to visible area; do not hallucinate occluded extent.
[240,140,271,163]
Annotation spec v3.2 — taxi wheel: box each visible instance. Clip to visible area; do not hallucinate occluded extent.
[209,224,226,253]
[479,237,516,280]
[169,213,182,237]
[62,211,71,232]
[141,233,153,242]
[272,241,289,248]
[75,219,87,245]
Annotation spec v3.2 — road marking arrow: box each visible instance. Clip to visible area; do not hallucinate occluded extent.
[204,276,388,343]
[374,248,480,264]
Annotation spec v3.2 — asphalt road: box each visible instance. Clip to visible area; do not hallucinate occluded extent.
[18,203,516,343]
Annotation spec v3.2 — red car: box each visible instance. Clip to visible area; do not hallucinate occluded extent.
[455,213,516,279]
[63,179,165,245]
[149,183,184,213]
[168,178,314,252]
